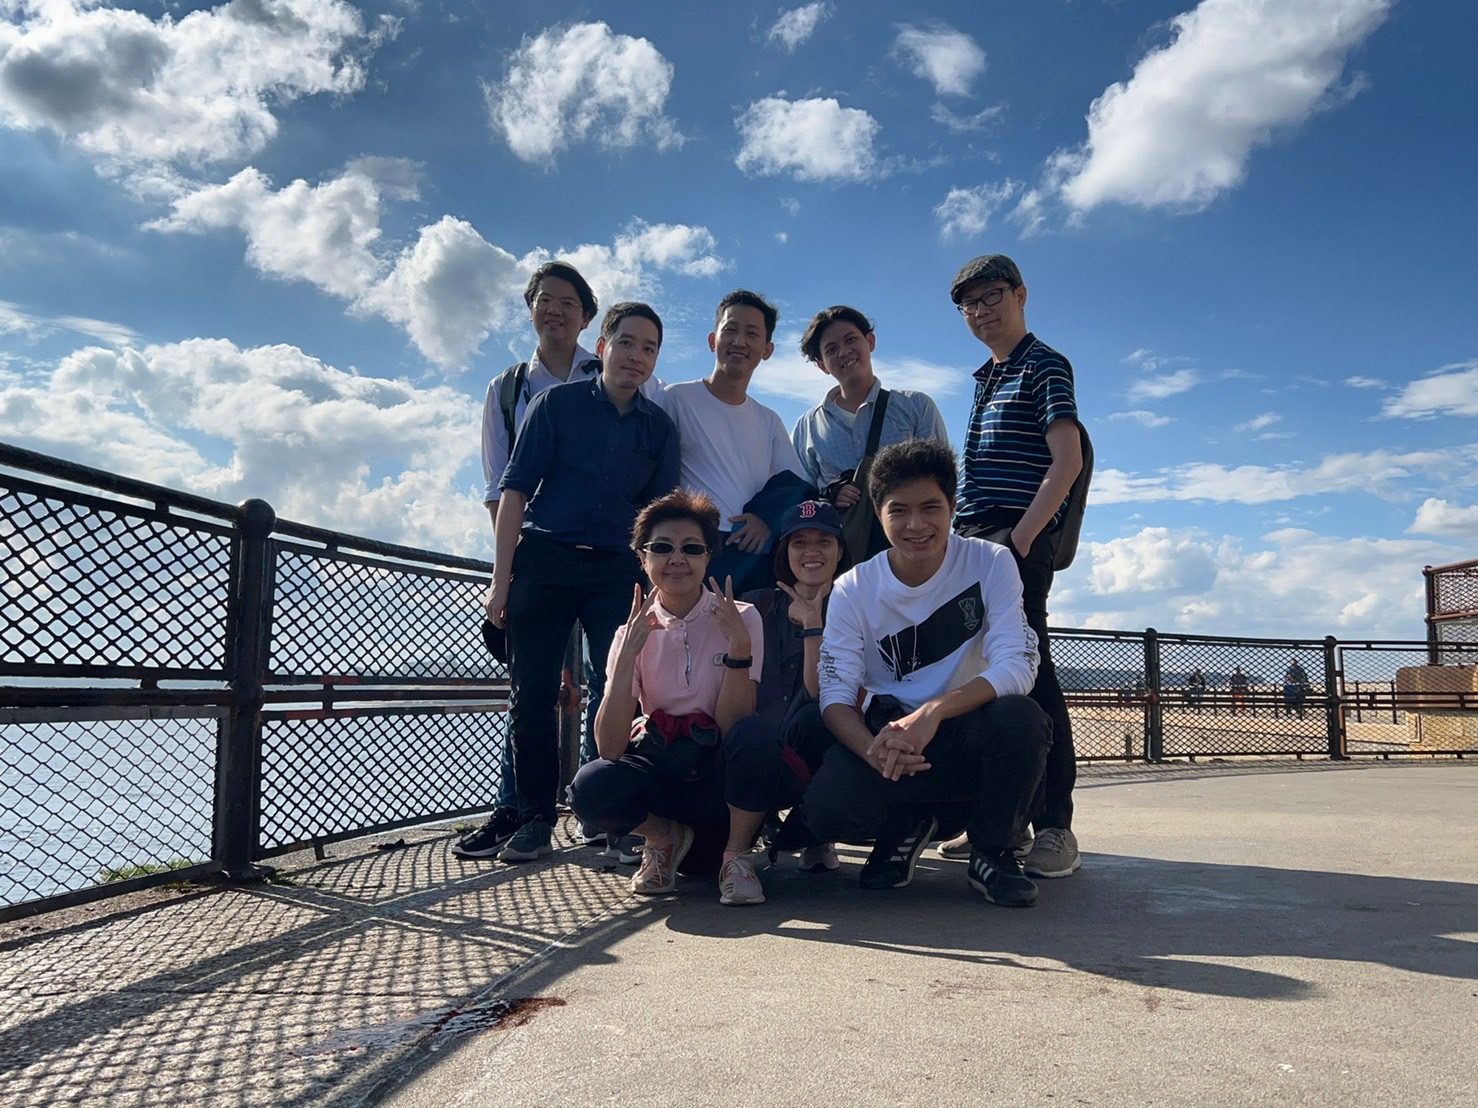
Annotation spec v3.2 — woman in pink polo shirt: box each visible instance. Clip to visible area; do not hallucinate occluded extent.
[567,489,788,906]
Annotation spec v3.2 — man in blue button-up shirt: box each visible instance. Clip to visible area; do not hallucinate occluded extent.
[473,303,679,864]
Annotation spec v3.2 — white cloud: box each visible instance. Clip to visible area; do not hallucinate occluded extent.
[1235,412,1281,433]
[748,339,968,408]
[1382,360,1478,419]
[1344,375,1385,389]
[1092,449,1457,506]
[1127,368,1200,402]
[930,102,1003,134]
[2,337,487,553]
[485,21,681,165]
[934,180,1020,241]
[767,3,831,52]
[1050,0,1391,212]
[1108,409,1173,429]
[1409,498,1478,538]
[358,216,525,370]
[735,96,880,183]
[150,164,728,367]
[893,24,985,97]
[0,299,137,346]
[1061,525,1448,639]
[0,0,382,166]
[148,163,400,298]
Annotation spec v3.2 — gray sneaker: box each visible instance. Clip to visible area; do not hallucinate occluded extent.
[1022,827,1080,878]
[937,826,1033,860]
[498,818,553,863]
[603,834,642,864]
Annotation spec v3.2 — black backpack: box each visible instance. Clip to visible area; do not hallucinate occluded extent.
[497,362,529,454]
[1050,422,1094,571]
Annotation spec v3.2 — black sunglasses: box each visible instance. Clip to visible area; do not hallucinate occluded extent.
[640,541,710,557]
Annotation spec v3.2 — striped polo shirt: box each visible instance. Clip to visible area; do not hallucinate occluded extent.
[956,332,1078,526]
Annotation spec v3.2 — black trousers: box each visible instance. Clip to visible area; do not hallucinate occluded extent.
[505,534,642,825]
[801,695,1051,855]
[958,517,1076,831]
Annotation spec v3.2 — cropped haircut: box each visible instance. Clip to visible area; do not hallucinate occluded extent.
[524,261,598,321]
[799,305,873,365]
[714,289,778,341]
[601,301,664,347]
[631,489,722,557]
[868,439,958,510]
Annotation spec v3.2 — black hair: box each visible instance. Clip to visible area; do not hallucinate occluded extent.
[867,439,958,510]
[524,261,598,321]
[799,305,873,365]
[601,301,663,347]
[714,289,778,341]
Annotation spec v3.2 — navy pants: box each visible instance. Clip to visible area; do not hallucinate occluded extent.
[506,535,642,825]
[568,713,791,836]
[802,694,1051,855]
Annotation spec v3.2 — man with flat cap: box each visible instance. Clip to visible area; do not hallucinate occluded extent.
[943,254,1084,880]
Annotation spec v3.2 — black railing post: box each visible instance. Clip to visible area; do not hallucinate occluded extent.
[1323,635,1345,760]
[1144,627,1163,762]
[215,497,276,880]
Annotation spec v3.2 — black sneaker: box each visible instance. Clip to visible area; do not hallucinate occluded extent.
[451,807,521,858]
[498,817,554,863]
[858,814,938,890]
[966,849,1039,907]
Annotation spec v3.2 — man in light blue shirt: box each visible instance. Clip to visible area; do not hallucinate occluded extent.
[791,306,948,559]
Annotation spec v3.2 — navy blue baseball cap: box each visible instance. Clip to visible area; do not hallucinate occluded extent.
[773,499,852,581]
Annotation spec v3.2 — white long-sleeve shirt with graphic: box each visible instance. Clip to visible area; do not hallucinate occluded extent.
[819,534,1039,715]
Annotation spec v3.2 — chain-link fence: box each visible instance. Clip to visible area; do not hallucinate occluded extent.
[1426,558,1478,656]
[4,442,1473,919]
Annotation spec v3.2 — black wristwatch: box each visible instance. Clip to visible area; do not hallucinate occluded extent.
[719,653,753,669]
[797,627,824,639]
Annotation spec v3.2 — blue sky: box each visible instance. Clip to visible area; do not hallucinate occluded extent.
[1,0,1473,640]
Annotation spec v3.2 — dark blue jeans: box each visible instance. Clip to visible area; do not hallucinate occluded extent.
[958,518,1076,831]
[567,712,791,835]
[506,534,642,825]
[802,694,1051,855]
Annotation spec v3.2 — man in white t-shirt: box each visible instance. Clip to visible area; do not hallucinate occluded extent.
[662,290,809,591]
[807,439,1052,907]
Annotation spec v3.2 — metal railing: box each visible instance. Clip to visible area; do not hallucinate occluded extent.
[3,442,1474,919]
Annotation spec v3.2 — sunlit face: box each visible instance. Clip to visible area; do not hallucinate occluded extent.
[816,320,875,389]
[529,275,593,345]
[639,518,711,607]
[597,315,661,394]
[957,279,1027,350]
[878,477,954,577]
[708,304,774,381]
[786,528,841,589]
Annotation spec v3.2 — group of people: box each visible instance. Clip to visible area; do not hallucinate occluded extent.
[453,251,1085,909]
[1183,660,1312,717]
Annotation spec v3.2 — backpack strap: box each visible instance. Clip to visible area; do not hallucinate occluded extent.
[498,362,529,453]
[863,388,890,457]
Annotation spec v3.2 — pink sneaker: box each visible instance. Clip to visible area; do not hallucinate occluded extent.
[631,823,694,895]
[718,853,766,905]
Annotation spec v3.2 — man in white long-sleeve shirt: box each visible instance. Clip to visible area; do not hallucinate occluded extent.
[807,439,1052,907]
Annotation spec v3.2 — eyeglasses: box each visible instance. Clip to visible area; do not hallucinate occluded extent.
[956,286,1013,315]
[533,294,581,313]
[640,541,710,557]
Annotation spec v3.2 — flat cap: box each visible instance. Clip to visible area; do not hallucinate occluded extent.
[950,254,1023,303]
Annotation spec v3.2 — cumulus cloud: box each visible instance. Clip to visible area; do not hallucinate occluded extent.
[0,0,383,166]
[150,164,728,367]
[893,24,985,97]
[1381,360,1478,419]
[1092,449,1456,506]
[2,337,486,552]
[485,22,681,165]
[1127,368,1201,402]
[1108,409,1173,429]
[1046,0,1390,213]
[934,180,1020,241]
[1409,498,1478,538]
[735,96,880,183]
[767,2,831,52]
[1062,524,1448,639]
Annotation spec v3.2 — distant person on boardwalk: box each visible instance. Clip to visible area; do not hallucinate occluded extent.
[466,303,678,865]
[1283,658,1310,719]
[662,291,813,594]
[1185,668,1207,714]
[1229,666,1250,715]
[944,254,1084,880]
[568,490,792,906]
[804,440,1051,907]
[791,305,949,561]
